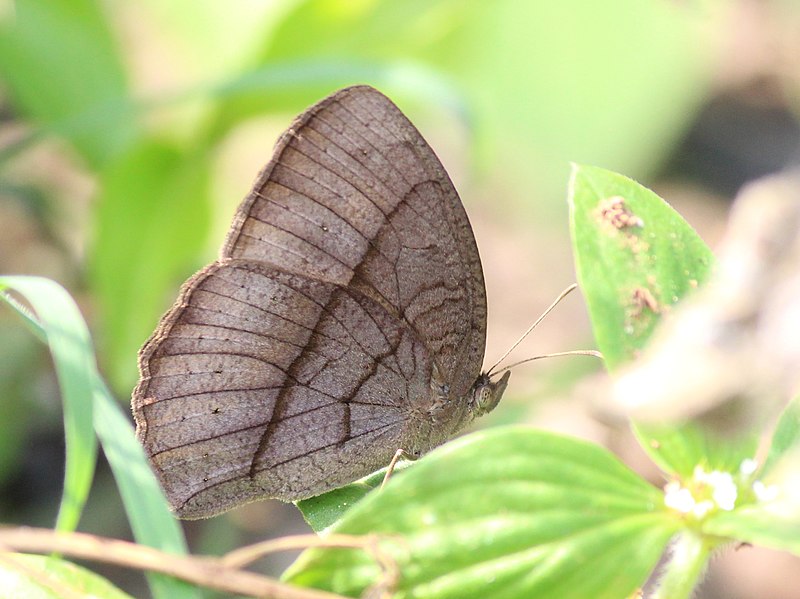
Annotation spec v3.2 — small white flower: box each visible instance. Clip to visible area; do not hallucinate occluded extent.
[753,480,779,502]
[664,484,696,513]
[740,458,759,476]
[665,465,743,516]
[692,500,715,518]
[693,465,709,482]
[707,471,737,510]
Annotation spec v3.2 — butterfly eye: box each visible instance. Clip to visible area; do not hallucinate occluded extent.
[470,384,492,414]
[471,371,511,417]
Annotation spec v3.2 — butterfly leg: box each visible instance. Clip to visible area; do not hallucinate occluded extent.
[379,448,419,490]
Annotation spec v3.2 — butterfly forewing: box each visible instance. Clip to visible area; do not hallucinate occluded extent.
[223,86,487,396]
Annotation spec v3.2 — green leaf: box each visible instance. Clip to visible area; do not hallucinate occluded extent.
[90,139,211,389]
[762,397,800,477]
[0,554,134,599]
[285,427,678,599]
[1,276,198,599]
[0,0,136,167]
[568,164,714,371]
[0,277,97,533]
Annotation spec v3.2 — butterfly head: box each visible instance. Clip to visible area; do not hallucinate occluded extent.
[470,370,511,417]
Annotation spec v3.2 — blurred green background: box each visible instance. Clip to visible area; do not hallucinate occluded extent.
[2,0,800,596]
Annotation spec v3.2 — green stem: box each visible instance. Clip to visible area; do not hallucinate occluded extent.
[650,531,711,599]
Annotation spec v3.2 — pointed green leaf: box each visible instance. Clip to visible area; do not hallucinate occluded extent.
[0,277,97,533]
[704,503,800,555]
[762,397,800,477]
[568,164,714,370]
[568,164,725,484]
[286,427,678,599]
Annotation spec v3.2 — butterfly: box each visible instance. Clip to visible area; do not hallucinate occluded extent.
[132,85,509,518]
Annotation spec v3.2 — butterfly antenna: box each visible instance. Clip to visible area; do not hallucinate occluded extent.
[487,283,580,377]
[493,349,603,376]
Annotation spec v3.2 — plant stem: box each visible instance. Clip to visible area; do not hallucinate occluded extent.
[650,530,711,599]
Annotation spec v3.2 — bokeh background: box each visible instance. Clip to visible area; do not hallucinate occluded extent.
[2,0,800,597]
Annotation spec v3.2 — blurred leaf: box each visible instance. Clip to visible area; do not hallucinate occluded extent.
[631,424,759,480]
[762,397,800,477]
[202,59,466,146]
[568,164,714,370]
[221,0,710,204]
[205,0,451,138]
[0,0,136,167]
[286,427,678,599]
[0,276,97,533]
[703,503,800,556]
[0,553,134,599]
[90,139,211,389]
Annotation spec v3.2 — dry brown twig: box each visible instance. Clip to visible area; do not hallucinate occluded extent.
[0,526,398,599]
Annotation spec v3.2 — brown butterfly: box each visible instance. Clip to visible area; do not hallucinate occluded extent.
[132,85,509,518]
